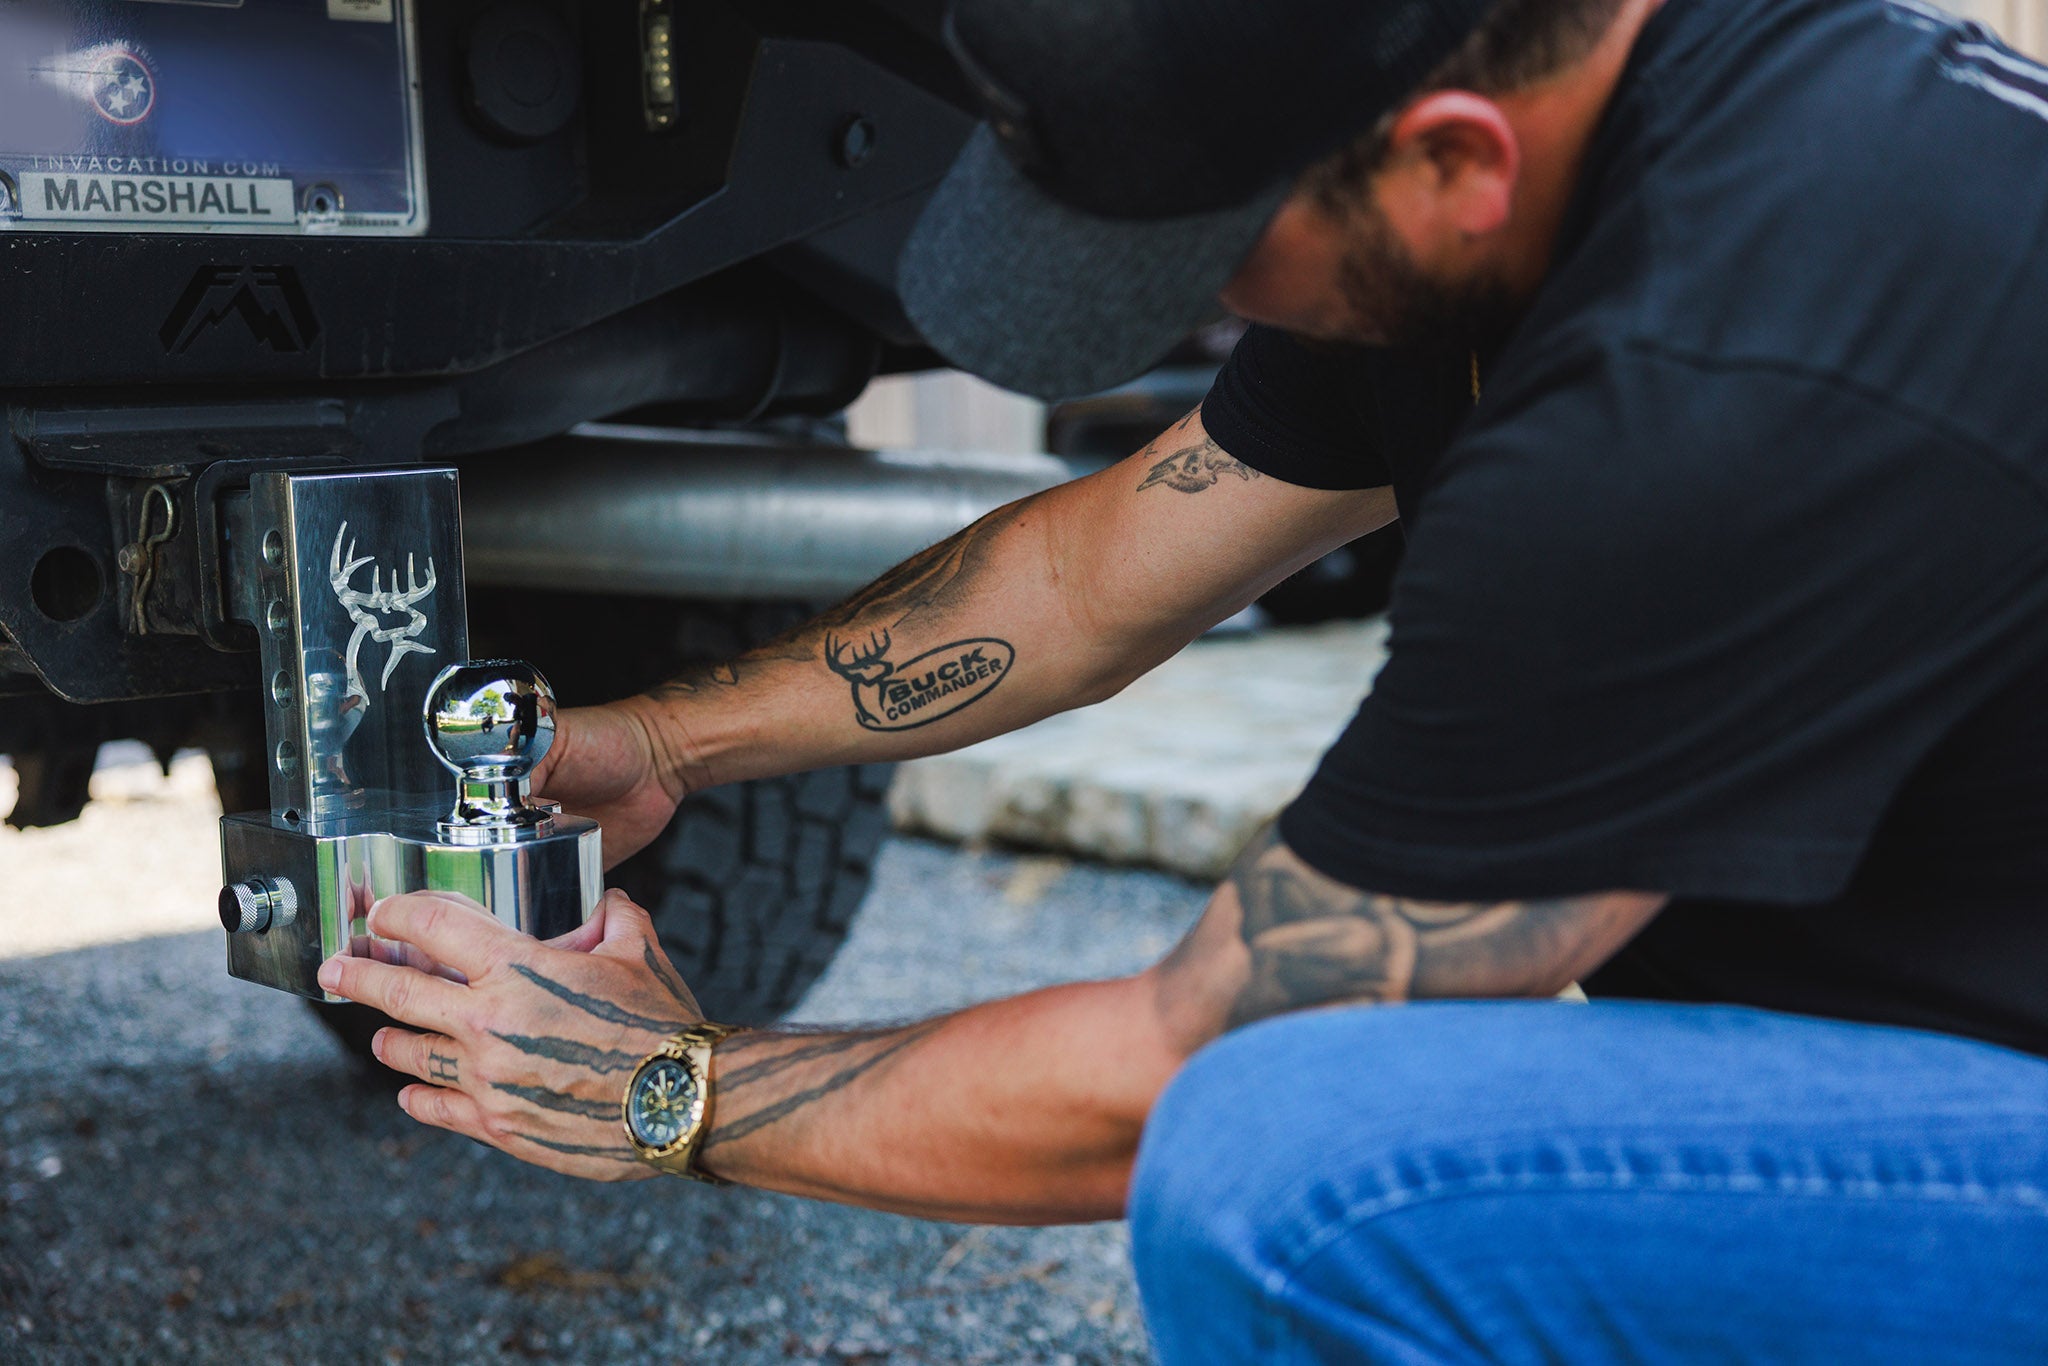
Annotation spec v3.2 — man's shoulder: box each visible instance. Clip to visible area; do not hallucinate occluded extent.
[1608,0,2048,469]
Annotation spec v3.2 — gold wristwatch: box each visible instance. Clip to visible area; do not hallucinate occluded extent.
[622,1022,742,1182]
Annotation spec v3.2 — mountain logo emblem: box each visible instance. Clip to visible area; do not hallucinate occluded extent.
[159,265,322,355]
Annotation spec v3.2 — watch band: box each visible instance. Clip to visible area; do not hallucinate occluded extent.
[623,1021,743,1183]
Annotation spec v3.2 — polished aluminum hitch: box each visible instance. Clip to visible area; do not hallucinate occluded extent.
[217,468,600,999]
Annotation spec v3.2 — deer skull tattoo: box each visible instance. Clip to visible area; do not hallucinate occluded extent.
[329,521,438,714]
[827,629,896,686]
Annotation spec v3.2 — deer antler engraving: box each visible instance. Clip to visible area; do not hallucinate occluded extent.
[825,629,895,685]
[329,521,439,709]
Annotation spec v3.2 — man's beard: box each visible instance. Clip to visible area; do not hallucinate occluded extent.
[1335,199,1522,357]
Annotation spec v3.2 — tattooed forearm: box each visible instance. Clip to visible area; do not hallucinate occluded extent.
[1137,437,1261,494]
[508,965,682,1033]
[805,507,1028,732]
[716,1028,903,1089]
[641,502,1029,714]
[646,660,740,702]
[491,1033,645,1075]
[644,643,815,705]
[716,1022,901,1052]
[490,1081,620,1121]
[703,1021,945,1155]
[1215,827,1661,1030]
[816,503,1027,634]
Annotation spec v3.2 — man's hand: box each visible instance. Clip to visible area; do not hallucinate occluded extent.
[317,889,703,1181]
[531,700,687,868]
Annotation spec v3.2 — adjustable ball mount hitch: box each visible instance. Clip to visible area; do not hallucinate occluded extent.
[216,467,601,1000]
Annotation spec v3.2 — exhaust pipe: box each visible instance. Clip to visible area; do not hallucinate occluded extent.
[460,427,1082,601]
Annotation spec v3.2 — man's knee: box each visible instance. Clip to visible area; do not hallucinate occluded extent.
[1129,1010,1428,1326]
[1128,1000,1693,1357]
[1131,1006,1462,1250]
[1131,1007,1485,1364]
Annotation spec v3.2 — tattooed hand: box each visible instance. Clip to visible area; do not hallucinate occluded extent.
[316,889,703,1181]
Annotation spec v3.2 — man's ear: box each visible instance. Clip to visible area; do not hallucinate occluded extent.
[1377,91,1520,244]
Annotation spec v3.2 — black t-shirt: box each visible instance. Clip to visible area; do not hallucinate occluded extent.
[1202,0,2048,1056]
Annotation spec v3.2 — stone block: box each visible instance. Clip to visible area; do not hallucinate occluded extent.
[890,619,1390,880]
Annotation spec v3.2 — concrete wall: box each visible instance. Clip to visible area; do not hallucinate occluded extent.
[1962,0,2048,55]
[844,371,1046,456]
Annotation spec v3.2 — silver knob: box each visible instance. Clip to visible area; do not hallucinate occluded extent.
[220,877,298,934]
[423,659,561,841]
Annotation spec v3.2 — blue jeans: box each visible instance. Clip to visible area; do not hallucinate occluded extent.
[1129,1002,2048,1364]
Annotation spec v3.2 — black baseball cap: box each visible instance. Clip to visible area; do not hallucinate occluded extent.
[899,0,1495,399]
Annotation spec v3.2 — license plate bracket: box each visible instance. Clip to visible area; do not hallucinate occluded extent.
[0,0,426,236]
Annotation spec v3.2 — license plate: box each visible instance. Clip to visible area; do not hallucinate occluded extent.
[0,0,426,236]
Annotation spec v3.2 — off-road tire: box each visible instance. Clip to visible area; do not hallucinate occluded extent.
[297,592,894,1071]
[613,758,896,1024]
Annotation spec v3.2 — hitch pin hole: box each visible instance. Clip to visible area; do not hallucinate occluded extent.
[30,546,104,623]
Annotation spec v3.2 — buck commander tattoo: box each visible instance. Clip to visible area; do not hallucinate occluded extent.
[825,628,1014,731]
[1137,437,1262,494]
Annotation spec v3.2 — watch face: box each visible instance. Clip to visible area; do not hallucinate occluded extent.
[628,1058,702,1150]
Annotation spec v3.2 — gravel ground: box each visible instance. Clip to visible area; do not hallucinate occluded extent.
[0,752,1207,1365]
